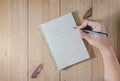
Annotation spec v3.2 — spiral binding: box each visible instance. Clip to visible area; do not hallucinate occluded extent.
[40,26,58,70]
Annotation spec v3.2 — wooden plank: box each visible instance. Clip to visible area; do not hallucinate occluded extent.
[0,0,27,81]
[92,0,120,81]
[0,0,119,81]
[0,1,9,80]
[60,0,93,81]
[28,0,60,81]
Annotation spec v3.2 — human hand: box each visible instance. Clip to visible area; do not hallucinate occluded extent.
[77,20,110,49]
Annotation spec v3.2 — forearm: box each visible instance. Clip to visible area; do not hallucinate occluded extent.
[99,44,120,81]
[78,20,120,81]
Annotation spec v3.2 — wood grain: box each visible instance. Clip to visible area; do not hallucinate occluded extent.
[0,1,9,80]
[0,0,27,81]
[28,0,59,81]
[0,0,120,81]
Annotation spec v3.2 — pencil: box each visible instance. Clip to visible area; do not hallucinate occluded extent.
[82,30,108,37]
[72,27,108,37]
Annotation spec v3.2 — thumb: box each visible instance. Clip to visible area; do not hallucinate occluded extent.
[77,28,91,40]
[81,31,91,40]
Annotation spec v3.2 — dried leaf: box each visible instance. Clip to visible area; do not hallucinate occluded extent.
[31,64,43,78]
[83,7,92,19]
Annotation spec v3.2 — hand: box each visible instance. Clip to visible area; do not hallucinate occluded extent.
[77,20,110,49]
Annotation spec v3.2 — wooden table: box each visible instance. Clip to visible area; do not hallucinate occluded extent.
[0,0,120,81]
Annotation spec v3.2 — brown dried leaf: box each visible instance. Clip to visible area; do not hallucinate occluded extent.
[31,64,43,78]
[83,7,92,19]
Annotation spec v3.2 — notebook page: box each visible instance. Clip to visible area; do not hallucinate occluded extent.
[40,13,90,70]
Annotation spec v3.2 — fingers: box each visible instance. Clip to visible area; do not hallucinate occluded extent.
[78,19,102,31]
[78,19,88,29]
[81,19,88,27]
[78,19,96,29]
[87,20,103,31]
[77,27,91,40]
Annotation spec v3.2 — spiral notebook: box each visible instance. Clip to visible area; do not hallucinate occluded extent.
[39,13,90,70]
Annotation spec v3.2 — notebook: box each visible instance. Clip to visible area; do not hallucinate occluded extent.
[39,13,90,70]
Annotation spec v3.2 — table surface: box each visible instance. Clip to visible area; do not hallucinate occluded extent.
[0,0,120,81]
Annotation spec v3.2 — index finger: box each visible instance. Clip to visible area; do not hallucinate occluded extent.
[78,19,88,29]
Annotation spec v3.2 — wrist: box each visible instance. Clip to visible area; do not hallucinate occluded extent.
[98,42,111,51]
[97,38,111,51]
[98,43,116,57]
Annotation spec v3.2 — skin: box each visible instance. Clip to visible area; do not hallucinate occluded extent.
[77,20,120,81]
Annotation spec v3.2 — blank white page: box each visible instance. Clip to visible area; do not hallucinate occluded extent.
[40,13,90,70]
